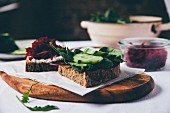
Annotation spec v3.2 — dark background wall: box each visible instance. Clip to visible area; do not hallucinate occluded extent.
[0,0,169,41]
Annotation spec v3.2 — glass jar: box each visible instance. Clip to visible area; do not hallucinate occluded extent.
[118,38,170,71]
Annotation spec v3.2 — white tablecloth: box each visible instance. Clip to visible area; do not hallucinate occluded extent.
[1,40,170,113]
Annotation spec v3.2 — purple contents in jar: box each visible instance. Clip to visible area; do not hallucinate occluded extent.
[124,43,168,71]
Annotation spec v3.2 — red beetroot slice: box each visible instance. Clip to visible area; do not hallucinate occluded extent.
[26,37,62,60]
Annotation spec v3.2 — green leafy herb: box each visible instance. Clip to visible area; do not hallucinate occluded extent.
[99,58,113,68]
[21,84,33,103]
[90,8,132,23]
[50,42,73,62]
[99,47,122,57]
[27,105,59,111]
[73,49,82,54]
[16,96,59,111]
[16,83,59,111]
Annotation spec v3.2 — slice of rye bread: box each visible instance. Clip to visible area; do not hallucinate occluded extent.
[58,64,120,87]
[26,59,63,72]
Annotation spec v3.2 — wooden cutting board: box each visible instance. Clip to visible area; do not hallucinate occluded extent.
[0,71,154,103]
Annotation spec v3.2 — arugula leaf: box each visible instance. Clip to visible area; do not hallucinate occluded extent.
[20,82,38,103]
[26,105,59,111]
[73,49,82,54]
[21,84,33,103]
[99,47,113,52]
[50,42,74,63]
[108,49,122,57]
[100,58,113,68]
[16,96,59,111]
[57,48,73,62]
[17,83,59,111]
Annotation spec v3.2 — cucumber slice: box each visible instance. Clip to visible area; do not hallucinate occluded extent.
[69,62,88,67]
[84,48,107,56]
[83,48,96,55]
[73,54,103,64]
[69,62,92,71]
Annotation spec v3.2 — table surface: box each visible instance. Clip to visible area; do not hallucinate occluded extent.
[1,40,170,113]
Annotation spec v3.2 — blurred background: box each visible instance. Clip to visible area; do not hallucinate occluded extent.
[0,0,170,41]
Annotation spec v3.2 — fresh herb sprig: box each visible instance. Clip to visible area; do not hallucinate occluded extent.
[16,96,59,111]
[50,42,74,63]
[16,84,59,111]
[21,84,33,103]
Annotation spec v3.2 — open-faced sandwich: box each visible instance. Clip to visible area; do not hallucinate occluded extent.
[50,43,124,87]
[25,37,64,72]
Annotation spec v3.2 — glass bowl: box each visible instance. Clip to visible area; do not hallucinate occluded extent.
[118,38,170,71]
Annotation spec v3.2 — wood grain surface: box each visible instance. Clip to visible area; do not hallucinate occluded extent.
[0,71,154,103]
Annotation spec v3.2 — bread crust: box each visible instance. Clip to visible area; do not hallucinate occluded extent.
[26,59,63,72]
[58,64,120,87]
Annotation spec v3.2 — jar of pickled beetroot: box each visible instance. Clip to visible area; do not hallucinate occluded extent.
[118,38,170,71]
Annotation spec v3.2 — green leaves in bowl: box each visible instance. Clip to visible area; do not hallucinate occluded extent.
[90,8,132,23]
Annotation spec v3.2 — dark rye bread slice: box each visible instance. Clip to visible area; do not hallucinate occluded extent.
[26,59,63,72]
[58,64,120,88]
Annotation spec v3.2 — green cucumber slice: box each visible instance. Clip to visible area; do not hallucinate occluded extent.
[83,48,106,56]
[69,62,92,71]
[73,54,103,64]
[69,62,88,67]
[83,48,96,55]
